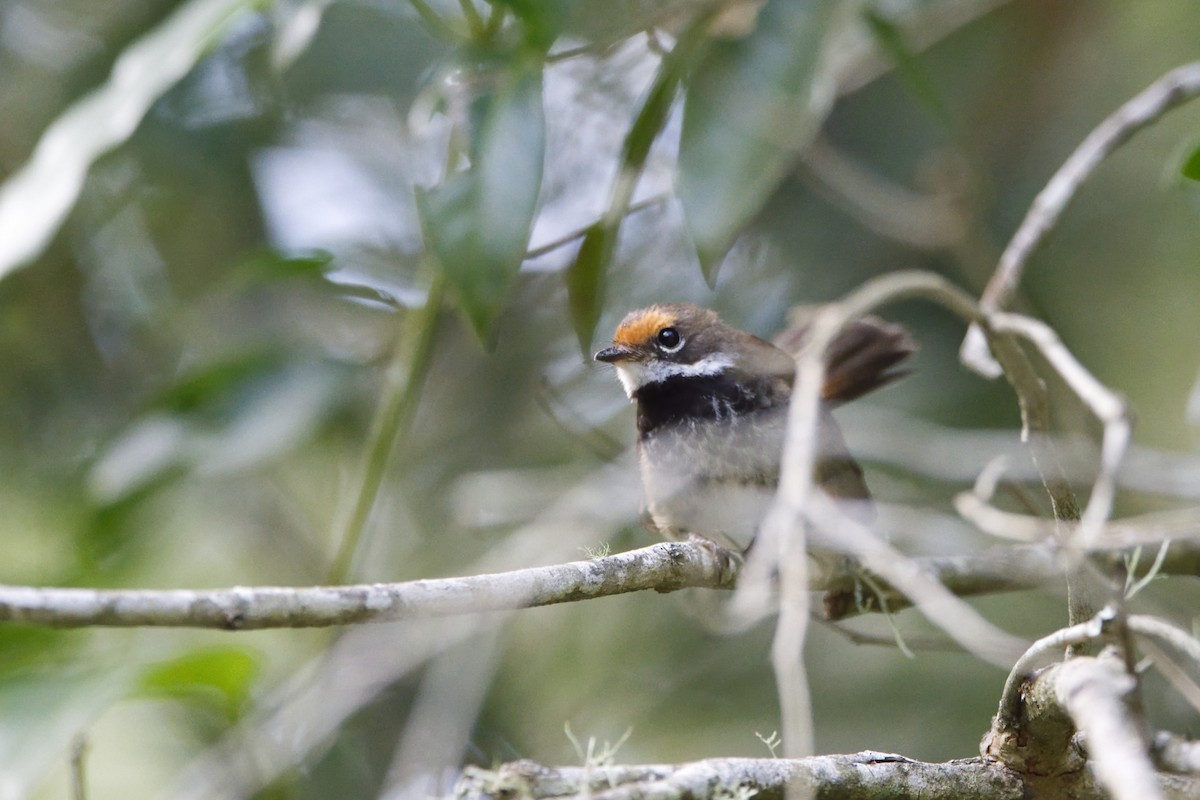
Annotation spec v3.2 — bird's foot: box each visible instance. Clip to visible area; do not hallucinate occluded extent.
[684,532,742,585]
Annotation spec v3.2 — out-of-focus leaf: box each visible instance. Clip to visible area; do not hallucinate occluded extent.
[0,667,134,797]
[1183,142,1200,181]
[564,12,715,351]
[236,249,333,282]
[0,0,269,281]
[155,352,282,415]
[492,0,577,50]
[863,9,955,131]
[87,355,347,503]
[139,646,261,722]
[678,1,840,283]
[566,224,611,353]
[417,58,545,342]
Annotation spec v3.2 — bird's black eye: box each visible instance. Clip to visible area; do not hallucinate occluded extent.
[656,326,683,352]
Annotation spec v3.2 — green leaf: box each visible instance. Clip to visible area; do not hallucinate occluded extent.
[0,0,268,282]
[139,646,261,722]
[565,224,612,353]
[492,0,577,50]
[863,9,955,132]
[563,13,715,351]
[0,667,134,795]
[87,355,346,503]
[1183,142,1200,181]
[418,58,545,342]
[678,1,840,283]
[236,249,333,282]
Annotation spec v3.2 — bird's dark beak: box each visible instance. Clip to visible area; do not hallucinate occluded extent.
[594,345,635,364]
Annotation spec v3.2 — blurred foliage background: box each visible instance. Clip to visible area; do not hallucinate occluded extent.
[1,0,1200,797]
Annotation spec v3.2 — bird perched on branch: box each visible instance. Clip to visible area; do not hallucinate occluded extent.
[595,303,915,551]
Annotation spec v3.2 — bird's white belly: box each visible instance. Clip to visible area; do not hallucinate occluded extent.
[639,410,786,549]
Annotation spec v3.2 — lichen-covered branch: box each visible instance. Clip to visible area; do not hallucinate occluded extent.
[456,753,1025,800]
[0,542,733,630]
[5,527,1200,632]
[821,539,1200,621]
[454,751,1200,800]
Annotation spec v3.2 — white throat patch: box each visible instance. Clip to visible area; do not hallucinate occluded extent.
[613,354,734,398]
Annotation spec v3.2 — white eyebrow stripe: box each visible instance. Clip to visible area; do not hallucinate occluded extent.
[612,353,734,398]
[646,354,733,382]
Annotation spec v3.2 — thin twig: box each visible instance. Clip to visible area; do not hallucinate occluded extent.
[962,61,1200,374]
[523,194,668,261]
[955,495,1200,551]
[1136,637,1200,717]
[1153,731,1200,775]
[981,61,1200,314]
[989,312,1130,550]
[1129,615,1200,674]
[742,270,990,758]
[807,494,1025,666]
[70,734,88,800]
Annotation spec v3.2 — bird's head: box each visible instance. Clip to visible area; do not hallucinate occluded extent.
[594,304,792,398]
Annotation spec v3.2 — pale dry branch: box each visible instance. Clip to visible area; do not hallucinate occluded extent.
[994,609,1114,731]
[980,620,1188,800]
[162,459,644,799]
[962,61,1200,375]
[6,531,1200,634]
[0,542,732,630]
[841,404,1200,502]
[989,312,1131,549]
[1153,732,1200,775]
[742,270,988,759]
[955,494,1200,552]
[806,493,1026,666]
[1136,637,1200,717]
[455,751,1200,800]
[980,61,1200,313]
[819,543,1061,621]
[1056,655,1162,800]
[1129,615,1200,674]
[821,536,1200,620]
[457,753,1026,800]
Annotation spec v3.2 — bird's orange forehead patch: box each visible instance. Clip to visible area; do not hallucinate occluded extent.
[611,307,678,347]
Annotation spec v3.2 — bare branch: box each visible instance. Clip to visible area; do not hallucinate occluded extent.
[1129,615,1200,674]
[807,494,1027,666]
[455,751,1200,800]
[1153,732,1200,775]
[742,270,988,758]
[1056,655,1162,800]
[994,609,1114,732]
[7,530,1200,633]
[989,312,1131,549]
[820,543,1063,621]
[962,62,1200,374]
[456,753,1027,800]
[0,542,732,630]
[980,61,1200,314]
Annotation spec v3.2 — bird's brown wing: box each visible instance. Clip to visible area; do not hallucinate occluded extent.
[814,406,872,513]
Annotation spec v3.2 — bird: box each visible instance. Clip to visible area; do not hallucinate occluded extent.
[594,303,915,552]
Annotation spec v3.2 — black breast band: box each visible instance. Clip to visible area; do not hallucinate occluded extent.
[634,373,778,438]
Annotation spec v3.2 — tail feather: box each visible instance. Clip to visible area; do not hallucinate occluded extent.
[775,315,917,406]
